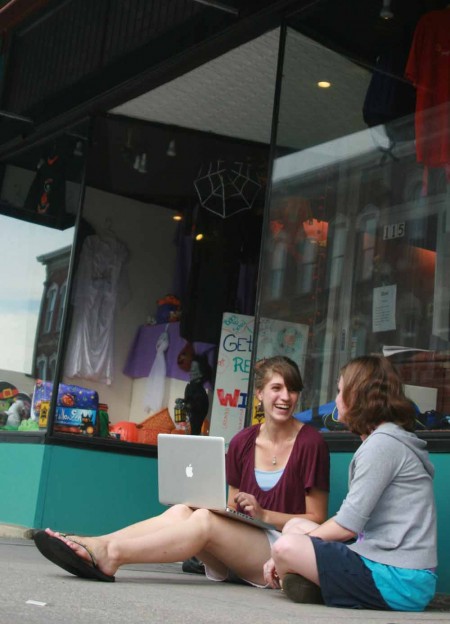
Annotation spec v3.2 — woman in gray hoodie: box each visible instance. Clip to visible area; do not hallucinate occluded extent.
[265,354,437,611]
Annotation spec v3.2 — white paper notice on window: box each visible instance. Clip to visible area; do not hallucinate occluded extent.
[373,284,397,333]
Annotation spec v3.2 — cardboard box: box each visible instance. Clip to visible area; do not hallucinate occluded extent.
[54,407,97,435]
[31,380,99,429]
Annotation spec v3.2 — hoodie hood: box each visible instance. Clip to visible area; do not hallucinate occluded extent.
[369,422,434,477]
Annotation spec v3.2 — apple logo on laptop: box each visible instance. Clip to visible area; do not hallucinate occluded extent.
[185,464,194,478]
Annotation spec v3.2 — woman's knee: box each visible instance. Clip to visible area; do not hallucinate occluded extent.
[271,534,289,562]
[283,517,318,535]
[272,534,306,566]
[167,504,195,520]
[191,507,214,525]
[283,518,303,533]
[190,508,220,540]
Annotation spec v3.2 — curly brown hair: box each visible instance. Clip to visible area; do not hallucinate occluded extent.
[340,355,416,436]
[254,355,303,393]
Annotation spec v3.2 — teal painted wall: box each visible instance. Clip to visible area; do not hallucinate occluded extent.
[0,442,449,593]
[329,452,450,594]
[432,454,450,595]
[36,446,166,535]
[0,443,45,527]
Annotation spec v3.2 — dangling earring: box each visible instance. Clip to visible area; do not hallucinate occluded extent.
[255,399,265,424]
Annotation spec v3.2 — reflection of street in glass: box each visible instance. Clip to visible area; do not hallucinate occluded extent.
[0,214,74,373]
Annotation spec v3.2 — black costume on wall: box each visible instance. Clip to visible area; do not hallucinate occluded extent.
[180,204,262,344]
[183,354,212,435]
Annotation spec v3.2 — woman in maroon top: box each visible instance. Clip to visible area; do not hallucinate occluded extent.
[33,356,330,587]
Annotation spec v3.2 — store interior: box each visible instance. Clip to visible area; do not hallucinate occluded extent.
[1,0,449,440]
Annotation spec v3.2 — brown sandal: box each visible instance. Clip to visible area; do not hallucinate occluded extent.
[282,573,324,604]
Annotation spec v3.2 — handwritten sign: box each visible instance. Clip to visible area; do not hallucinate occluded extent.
[209,313,310,447]
[209,312,254,449]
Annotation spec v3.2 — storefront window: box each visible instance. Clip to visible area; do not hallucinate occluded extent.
[22,115,266,447]
[0,132,83,434]
[256,11,450,435]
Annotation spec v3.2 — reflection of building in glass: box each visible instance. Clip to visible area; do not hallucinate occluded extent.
[268,117,450,415]
[33,246,71,381]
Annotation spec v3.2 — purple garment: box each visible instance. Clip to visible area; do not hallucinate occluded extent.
[123,322,216,385]
[226,423,330,515]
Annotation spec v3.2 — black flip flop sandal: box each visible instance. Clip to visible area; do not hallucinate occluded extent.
[33,530,115,582]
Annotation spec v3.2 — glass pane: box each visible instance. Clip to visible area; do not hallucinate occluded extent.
[257,15,450,433]
[0,132,83,432]
[47,115,267,446]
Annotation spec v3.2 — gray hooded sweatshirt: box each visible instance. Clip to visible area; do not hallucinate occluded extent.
[334,422,437,569]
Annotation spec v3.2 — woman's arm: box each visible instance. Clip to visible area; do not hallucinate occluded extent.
[229,487,328,531]
[308,517,357,542]
[261,487,328,529]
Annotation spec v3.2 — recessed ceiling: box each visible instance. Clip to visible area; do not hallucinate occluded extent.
[111,27,372,151]
[111,29,280,146]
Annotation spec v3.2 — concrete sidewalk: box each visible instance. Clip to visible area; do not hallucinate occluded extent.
[1,529,449,624]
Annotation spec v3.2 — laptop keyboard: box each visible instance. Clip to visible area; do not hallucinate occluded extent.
[226,507,256,522]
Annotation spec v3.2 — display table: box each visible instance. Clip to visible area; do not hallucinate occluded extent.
[123,322,216,383]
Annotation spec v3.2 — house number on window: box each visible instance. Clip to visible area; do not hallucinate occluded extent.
[383,222,405,240]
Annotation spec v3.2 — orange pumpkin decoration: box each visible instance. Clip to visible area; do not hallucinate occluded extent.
[302,218,328,243]
[61,393,75,407]
[110,421,139,443]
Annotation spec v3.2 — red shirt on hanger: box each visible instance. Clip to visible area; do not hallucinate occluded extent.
[405,9,450,167]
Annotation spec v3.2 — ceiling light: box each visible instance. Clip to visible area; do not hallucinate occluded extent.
[139,154,147,174]
[133,153,147,174]
[172,213,182,221]
[195,233,204,241]
[167,140,176,157]
[380,0,394,20]
[73,140,83,157]
[317,81,331,89]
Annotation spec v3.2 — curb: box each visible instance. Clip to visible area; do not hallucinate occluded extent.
[0,524,34,539]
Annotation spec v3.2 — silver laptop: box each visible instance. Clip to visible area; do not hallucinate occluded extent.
[157,433,276,530]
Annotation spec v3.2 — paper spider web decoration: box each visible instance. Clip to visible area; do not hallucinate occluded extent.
[194,160,262,218]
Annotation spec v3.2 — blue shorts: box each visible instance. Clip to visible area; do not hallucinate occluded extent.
[310,538,391,610]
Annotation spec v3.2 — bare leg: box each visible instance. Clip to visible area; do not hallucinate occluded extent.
[47,509,272,585]
[102,504,194,539]
[271,533,319,585]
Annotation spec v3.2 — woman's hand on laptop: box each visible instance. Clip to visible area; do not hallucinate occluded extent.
[234,491,263,519]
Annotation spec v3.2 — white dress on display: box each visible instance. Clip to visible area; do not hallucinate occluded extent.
[64,234,129,385]
[142,326,170,413]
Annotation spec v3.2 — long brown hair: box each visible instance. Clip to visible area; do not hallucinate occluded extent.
[254,356,303,393]
[340,355,416,436]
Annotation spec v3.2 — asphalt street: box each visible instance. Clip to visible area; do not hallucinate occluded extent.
[1,537,449,624]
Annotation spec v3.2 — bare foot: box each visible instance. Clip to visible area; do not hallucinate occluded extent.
[45,528,119,577]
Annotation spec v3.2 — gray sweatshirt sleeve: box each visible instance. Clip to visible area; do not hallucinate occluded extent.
[334,434,401,533]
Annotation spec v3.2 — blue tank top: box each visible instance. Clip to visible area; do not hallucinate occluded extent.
[254,468,284,491]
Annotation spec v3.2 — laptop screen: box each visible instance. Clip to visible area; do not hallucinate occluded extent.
[157,434,228,510]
